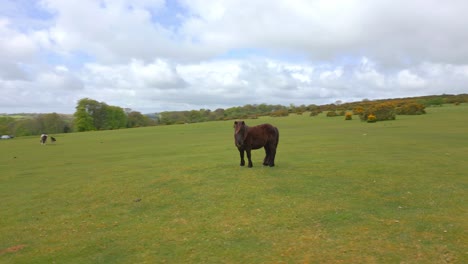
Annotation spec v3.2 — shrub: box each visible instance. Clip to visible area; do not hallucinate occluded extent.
[345,112,353,120]
[309,110,322,116]
[326,111,337,117]
[367,114,377,123]
[353,106,365,115]
[270,109,289,117]
[396,102,426,115]
[420,97,444,107]
[360,102,396,121]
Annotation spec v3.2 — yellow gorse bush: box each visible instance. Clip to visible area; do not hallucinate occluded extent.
[367,114,377,123]
[345,112,353,120]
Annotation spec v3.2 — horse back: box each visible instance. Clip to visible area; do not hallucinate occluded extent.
[246,124,279,149]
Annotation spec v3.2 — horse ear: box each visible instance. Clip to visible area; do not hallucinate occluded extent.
[241,121,245,125]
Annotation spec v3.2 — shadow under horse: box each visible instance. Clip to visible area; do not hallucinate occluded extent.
[234,120,279,167]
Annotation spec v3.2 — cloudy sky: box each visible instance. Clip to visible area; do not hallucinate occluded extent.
[1,0,467,114]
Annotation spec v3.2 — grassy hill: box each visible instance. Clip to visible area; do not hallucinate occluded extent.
[1,104,467,263]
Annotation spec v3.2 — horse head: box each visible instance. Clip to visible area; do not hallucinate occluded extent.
[233,120,247,147]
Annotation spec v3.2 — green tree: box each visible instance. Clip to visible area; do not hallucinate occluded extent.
[76,98,105,129]
[188,110,202,123]
[0,117,15,135]
[212,108,225,120]
[127,111,154,127]
[73,98,127,131]
[74,106,95,132]
[41,113,67,133]
[104,105,127,129]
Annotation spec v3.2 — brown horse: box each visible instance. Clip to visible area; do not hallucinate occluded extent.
[234,121,279,167]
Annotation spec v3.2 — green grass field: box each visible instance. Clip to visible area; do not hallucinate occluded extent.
[1,104,467,263]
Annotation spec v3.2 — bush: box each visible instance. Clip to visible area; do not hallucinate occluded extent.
[353,106,365,115]
[270,109,289,117]
[309,110,322,116]
[367,114,377,123]
[421,97,444,107]
[326,111,337,117]
[345,112,352,120]
[396,102,426,115]
[360,102,396,121]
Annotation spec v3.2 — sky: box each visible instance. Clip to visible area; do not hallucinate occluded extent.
[1,0,468,114]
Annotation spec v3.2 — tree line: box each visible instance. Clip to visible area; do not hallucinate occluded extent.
[0,113,72,137]
[0,98,156,136]
[157,104,288,125]
[73,98,156,131]
[1,94,466,137]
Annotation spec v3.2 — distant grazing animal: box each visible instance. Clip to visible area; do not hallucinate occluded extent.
[51,136,56,143]
[233,121,279,167]
[40,134,48,145]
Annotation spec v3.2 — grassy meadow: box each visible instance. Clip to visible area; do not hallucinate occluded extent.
[1,104,467,263]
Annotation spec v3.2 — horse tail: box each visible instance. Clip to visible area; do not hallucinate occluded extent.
[274,127,279,147]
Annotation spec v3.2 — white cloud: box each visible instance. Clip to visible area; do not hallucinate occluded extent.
[131,59,186,89]
[0,18,38,60]
[0,18,38,82]
[37,70,83,91]
[320,67,343,82]
[1,0,468,113]
[178,60,245,89]
[397,69,426,88]
[354,58,385,87]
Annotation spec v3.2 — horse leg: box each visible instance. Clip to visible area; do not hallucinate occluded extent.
[246,149,253,168]
[268,143,277,167]
[263,146,270,166]
[239,149,245,166]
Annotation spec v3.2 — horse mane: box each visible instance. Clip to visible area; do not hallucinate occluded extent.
[234,121,248,135]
